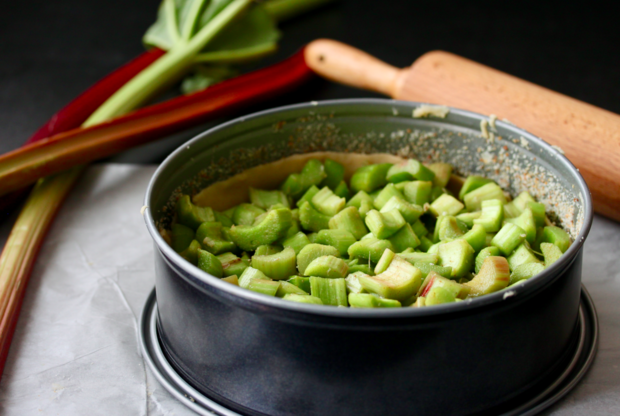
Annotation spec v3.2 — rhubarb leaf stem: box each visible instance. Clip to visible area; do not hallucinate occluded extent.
[84,0,251,126]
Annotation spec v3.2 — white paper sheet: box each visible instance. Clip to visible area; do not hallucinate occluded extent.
[0,164,618,415]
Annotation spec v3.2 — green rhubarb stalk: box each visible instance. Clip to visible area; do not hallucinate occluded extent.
[85,0,252,124]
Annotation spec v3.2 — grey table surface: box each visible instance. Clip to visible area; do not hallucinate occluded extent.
[0,163,618,415]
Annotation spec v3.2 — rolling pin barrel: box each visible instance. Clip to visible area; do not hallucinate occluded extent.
[305,39,620,221]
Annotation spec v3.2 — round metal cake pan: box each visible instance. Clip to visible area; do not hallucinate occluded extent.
[138,285,599,416]
[143,99,593,416]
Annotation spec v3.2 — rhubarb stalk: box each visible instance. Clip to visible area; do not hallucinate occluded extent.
[0,0,328,376]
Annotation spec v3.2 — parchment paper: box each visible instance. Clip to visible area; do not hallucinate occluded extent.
[0,164,618,415]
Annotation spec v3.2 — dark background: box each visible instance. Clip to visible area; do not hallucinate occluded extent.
[0,0,618,164]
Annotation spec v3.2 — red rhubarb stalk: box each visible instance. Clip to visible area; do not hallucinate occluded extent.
[0,50,313,196]
[0,49,165,213]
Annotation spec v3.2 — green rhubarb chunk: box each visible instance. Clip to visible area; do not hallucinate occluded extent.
[403,181,433,205]
[281,219,302,241]
[328,206,368,240]
[300,159,327,188]
[459,176,494,200]
[504,208,536,243]
[473,199,504,232]
[503,201,521,219]
[180,239,201,265]
[394,181,412,192]
[254,245,282,256]
[373,184,405,209]
[357,253,422,301]
[280,173,306,199]
[276,281,309,297]
[507,244,542,271]
[418,272,470,299]
[486,232,496,247]
[425,287,456,305]
[541,242,563,266]
[347,190,373,209]
[380,196,424,223]
[282,294,323,305]
[321,158,345,190]
[346,271,369,293]
[374,248,396,274]
[435,216,465,242]
[296,185,320,208]
[238,267,270,289]
[388,223,421,252]
[299,201,331,232]
[221,275,239,285]
[459,224,487,252]
[196,221,237,255]
[282,231,310,255]
[411,219,429,237]
[222,206,236,219]
[287,276,311,293]
[229,208,293,251]
[510,262,545,285]
[282,159,326,199]
[365,209,406,239]
[475,246,501,273]
[214,211,233,228]
[412,296,426,307]
[347,237,394,263]
[310,276,348,306]
[315,229,357,257]
[350,163,392,193]
[414,261,453,279]
[399,252,439,265]
[348,263,375,275]
[528,202,546,227]
[430,185,447,202]
[464,183,507,212]
[249,187,290,209]
[307,233,319,243]
[333,181,351,199]
[197,249,224,278]
[456,211,482,228]
[251,247,297,280]
[387,159,435,183]
[429,194,464,217]
[427,163,453,188]
[305,255,349,279]
[464,256,510,296]
[176,195,215,230]
[418,236,434,252]
[358,200,374,220]
[348,293,402,308]
[512,191,536,212]
[217,252,249,277]
[247,279,280,296]
[297,244,340,276]
[542,226,571,253]
[171,223,195,253]
[232,203,266,226]
[427,243,442,255]
[491,223,526,255]
[312,186,346,216]
[437,239,475,278]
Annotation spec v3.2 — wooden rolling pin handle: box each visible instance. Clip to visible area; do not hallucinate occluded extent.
[304,39,620,222]
[304,39,404,97]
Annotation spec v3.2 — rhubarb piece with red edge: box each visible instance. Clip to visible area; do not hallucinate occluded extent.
[464,256,511,296]
[357,250,422,301]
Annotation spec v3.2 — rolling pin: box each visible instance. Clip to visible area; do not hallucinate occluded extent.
[304,39,620,221]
